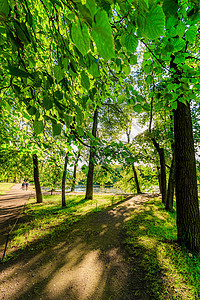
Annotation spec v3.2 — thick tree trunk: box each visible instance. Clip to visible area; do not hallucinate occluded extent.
[132,164,142,194]
[174,101,200,251]
[71,151,81,192]
[165,153,175,212]
[62,153,68,208]
[152,139,167,204]
[32,154,43,203]
[85,109,98,200]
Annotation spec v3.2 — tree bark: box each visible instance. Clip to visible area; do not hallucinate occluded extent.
[85,109,98,200]
[62,153,68,208]
[32,154,43,203]
[132,164,142,194]
[157,166,162,194]
[174,101,200,251]
[165,153,175,212]
[71,151,81,192]
[152,138,167,204]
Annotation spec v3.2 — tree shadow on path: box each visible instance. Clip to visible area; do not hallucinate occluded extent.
[0,194,168,300]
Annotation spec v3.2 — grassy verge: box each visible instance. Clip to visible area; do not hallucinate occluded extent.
[0,182,14,195]
[123,197,200,300]
[7,194,123,260]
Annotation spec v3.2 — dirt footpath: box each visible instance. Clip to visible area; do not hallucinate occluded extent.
[0,191,153,300]
[0,184,34,259]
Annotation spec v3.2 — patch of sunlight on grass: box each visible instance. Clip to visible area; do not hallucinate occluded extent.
[139,225,146,230]
[156,244,196,300]
[138,236,157,250]
[123,197,200,299]
[8,194,123,259]
[0,182,14,192]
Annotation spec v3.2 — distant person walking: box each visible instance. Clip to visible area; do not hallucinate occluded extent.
[21,181,25,190]
[25,181,29,190]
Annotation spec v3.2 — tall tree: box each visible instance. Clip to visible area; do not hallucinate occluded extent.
[71,150,81,192]
[174,101,200,250]
[32,154,43,203]
[61,153,68,208]
[150,137,167,204]
[85,108,98,200]
[167,3,200,251]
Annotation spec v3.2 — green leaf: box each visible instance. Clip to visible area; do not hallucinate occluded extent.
[129,54,137,65]
[0,0,9,17]
[185,26,197,44]
[169,27,177,37]
[173,38,185,52]
[143,63,153,74]
[117,95,125,104]
[137,95,145,103]
[86,0,96,18]
[54,90,63,100]
[143,5,165,39]
[88,56,100,77]
[166,16,177,29]
[54,65,64,82]
[14,22,30,45]
[43,95,53,110]
[146,75,153,84]
[33,120,44,134]
[27,106,37,116]
[124,33,138,53]
[31,72,42,87]
[142,0,149,8]
[50,0,62,8]
[77,126,85,136]
[26,12,33,27]
[129,96,136,105]
[92,9,115,60]
[64,115,73,127]
[171,101,177,110]
[133,104,142,113]
[71,20,90,56]
[52,123,62,136]
[78,4,92,25]
[122,65,131,76]
[143,103,151,111]
[165,43,174,52]
[81,71,90,90]
[176,23,185,38]
[8,66,31,78]
[163,0,178,17]
[82,164,89,174]
[76,106,84,125]
[174,54,185,64]
[62,57,69,70]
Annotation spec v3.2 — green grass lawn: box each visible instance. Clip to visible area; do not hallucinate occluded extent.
[0,182,14,195]
[123,197,200,299]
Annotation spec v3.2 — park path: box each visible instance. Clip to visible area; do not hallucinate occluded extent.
[0,191,155,300]
[0,184,35,259]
